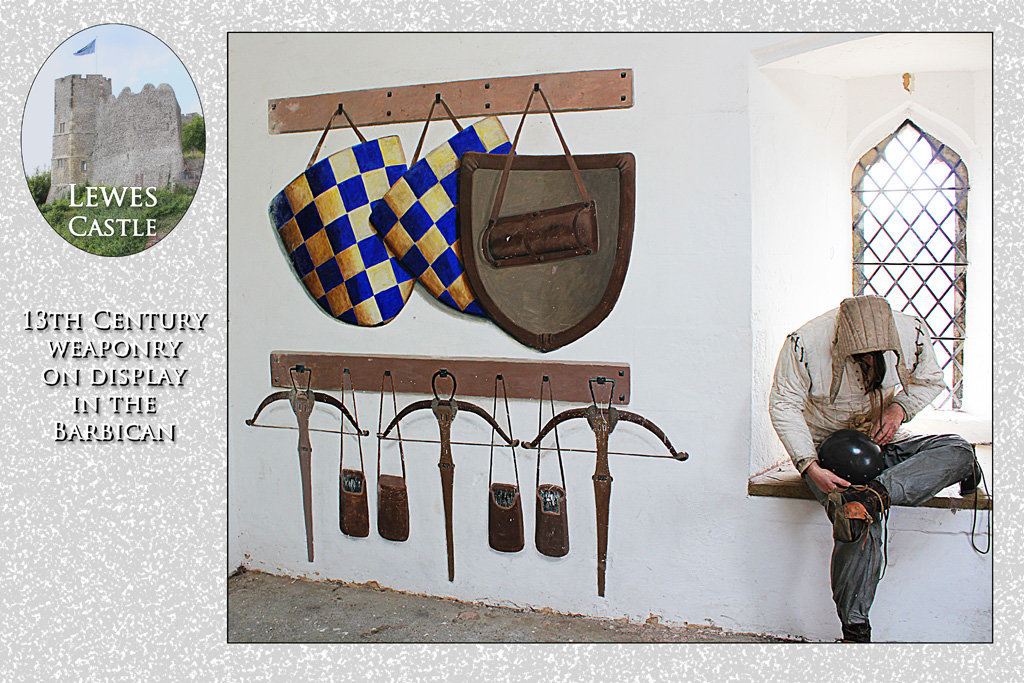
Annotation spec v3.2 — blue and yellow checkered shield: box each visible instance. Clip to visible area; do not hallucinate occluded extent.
[269,136,415,326]
[370,117,512,316]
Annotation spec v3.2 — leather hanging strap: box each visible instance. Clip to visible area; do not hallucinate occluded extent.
[535,376,566,491]
[411,94,463,166]
[488,84,591,228]
[308,104,367,170]
[488,375,520,490]
[376,371,407,480]
[339,369,365,474]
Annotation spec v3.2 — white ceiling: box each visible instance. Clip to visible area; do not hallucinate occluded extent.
[762,33,991,77]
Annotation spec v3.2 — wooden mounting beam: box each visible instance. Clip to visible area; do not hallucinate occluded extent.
[268,68,633,135]
[269,351,631,405]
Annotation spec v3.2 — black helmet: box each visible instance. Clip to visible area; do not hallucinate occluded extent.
[817,429,884,485]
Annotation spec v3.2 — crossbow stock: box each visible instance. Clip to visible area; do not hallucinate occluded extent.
[523,377,688,596]
[245,364,368,562]
[378,369,518,581]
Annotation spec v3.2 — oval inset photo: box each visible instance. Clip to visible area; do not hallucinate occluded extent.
[22,24,204,256]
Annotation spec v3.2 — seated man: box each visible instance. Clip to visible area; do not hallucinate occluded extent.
[768,295,976,642]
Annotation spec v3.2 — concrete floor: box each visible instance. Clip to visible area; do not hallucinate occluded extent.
[228,569,792,643]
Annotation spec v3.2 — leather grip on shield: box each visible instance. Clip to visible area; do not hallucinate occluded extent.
[484,202,598,268]
[485,85,597,268]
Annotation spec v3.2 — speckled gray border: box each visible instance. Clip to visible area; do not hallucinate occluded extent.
[1,1,1019,680]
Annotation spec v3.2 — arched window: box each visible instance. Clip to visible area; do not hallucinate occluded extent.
[852,119,968,409]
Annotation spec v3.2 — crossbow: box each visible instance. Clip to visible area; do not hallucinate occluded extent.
[378,369,518,581]
[522,377,688,597]
[245,364,368,562]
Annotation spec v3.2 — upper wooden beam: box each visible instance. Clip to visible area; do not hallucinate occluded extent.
[268,68,634,135]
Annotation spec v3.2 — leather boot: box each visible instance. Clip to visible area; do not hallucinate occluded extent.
[841,621,871,643]
[825,480,890,543]
[959,459,982,496]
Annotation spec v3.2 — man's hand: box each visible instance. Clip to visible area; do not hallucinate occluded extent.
[873,402,906,445]
[804,461,851,494]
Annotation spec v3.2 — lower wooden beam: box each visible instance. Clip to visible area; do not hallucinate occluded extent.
[269,351,630,404]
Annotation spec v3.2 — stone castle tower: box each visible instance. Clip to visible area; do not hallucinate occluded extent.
[48,74,111,200]
[47,74,195,202]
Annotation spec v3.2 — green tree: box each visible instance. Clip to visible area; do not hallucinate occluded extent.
[26,168,51,207]
[182,115,205,155]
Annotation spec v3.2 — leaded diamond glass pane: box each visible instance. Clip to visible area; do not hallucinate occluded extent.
[852,120,968,409]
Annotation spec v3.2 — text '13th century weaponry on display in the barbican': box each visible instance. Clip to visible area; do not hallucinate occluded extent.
[23,310,210,443]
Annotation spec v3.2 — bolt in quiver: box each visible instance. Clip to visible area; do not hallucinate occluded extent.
[534,376,569,557]
[338,369,369,537]
[487,375,524,553]
[376,371,410,542]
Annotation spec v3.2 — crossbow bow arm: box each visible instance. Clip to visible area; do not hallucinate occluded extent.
[312,391,369,436]
[454,400,519,447]
[522,407,590,449]
[245,390,290,426]
[378,399,435,439]
[523,407,686,460]
[615,410,688,460]
[378,399,519,447]
[245,390,369,436]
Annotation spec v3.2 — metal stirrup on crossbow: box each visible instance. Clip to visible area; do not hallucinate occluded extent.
[378,368,518,582]
[523,376,688,597]
[246,364,369,562]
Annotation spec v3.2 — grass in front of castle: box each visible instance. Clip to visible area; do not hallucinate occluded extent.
[40,185,196,256]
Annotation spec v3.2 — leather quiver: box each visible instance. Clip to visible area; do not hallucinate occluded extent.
[339,469,370,538]
[377,474,410,542]
[488,482,525,553]
[535,483,569,557]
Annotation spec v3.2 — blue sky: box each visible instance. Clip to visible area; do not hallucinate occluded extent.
[21,24,202,174]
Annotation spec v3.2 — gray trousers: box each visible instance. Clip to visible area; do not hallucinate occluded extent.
[803,434,975,626]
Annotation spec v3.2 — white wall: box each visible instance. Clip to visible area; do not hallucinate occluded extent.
[749,67,851,474]
[229,33,991,642]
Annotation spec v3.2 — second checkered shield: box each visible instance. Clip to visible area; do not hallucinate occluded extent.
[370,98,511,316]
[268,106,415,326]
